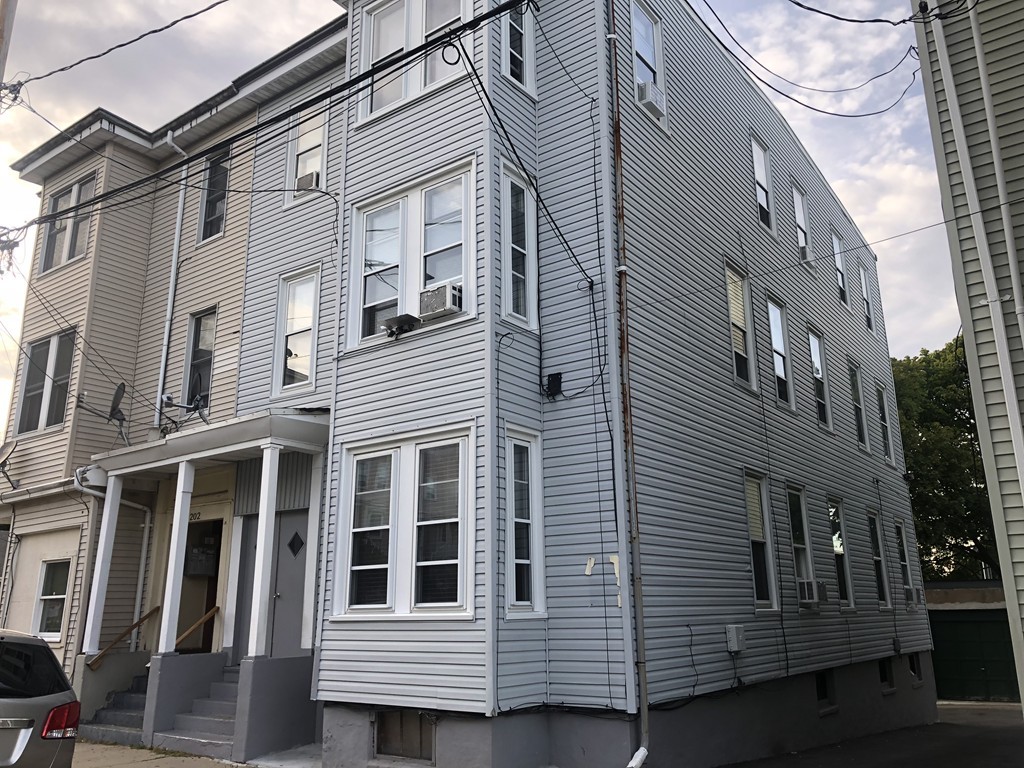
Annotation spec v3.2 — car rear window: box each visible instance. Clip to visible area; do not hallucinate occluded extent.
[0,640,71,698]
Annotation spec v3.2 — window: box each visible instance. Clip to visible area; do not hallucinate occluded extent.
[895,521,913,606]
[41,176,95,272]
[503,2,534,92]
[199,154,229,240]
[345,434,468,613]
[376,710,434,761]
[816,669,837,714]
[365,0,465,115]
[357,169,470,339]
[726,266,753,385]
[745,474,775,608]
[829,498,852,606]
[768,300,791,405]
[908,652,923,683]
[849,365,868,449]
[808,331,829,426]
[879,657,895,692]
[291,104,327,192]
[788,488,815,604]
[832,232,847,304]
[877,386,893,462]
[752,140,772,228]
[793,187,810,262]
[36,560,70,639]
[17,330,75,435]
[632,2,662,94]
[860,264,874,330]
[868,513,890,606]
[502,171,537,327]
[277,271,318,391]
[186,310,216,409]
[508,433,543,611]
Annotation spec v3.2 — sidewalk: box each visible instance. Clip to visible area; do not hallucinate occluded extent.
[74,742,321,767]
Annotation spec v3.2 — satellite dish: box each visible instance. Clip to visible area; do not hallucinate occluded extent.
[0,440,18,489]
[109,383,125,420]
[77,384,131,447]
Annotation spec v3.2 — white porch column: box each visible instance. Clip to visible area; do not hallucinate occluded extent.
[82,475,122,655]
[158,461,195,653]
[248,444,280,657]
[302,451,324,649]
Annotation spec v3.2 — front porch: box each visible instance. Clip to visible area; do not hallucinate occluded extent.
[75,410,328,763]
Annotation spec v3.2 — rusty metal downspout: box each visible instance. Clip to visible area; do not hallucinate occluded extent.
[607,1,650,766]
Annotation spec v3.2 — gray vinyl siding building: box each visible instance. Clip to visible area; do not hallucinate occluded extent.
[916,0,1024,714]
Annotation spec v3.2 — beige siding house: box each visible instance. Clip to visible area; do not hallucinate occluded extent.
[916,0,1024,711]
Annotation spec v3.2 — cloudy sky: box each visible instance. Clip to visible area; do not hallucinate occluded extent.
[0,0,959,430]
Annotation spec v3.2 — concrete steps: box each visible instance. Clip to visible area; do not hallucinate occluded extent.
[151,664,239,760]
[79,672,148,747]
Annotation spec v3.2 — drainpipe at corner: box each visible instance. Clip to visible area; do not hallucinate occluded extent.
[153,131,190,428]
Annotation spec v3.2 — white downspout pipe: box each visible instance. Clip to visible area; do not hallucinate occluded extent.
[74,467,153,649]
[154,132,190,428]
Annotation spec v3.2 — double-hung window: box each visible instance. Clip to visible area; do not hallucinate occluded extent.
[849,364,868,449]
[745,474,775,608]
[346,434,469,613]
[632,2,663,95]
[41,176,95,272]
[768,300,791,405]
[508,432,544,612]
[752,140,772,228]
[503,2,534,92]
[200,154,229,240]
[808,330,830,426]
[832,232,847,304]
[726,266,754,385]
[895,521,913,606]
[358,169,470,339]
[277,271,318,391]
[502,170,537,327]
[868,513,890,606]
[860,264,874,331]
[365,0,466,116]
[828,498,852,606]
[291,105,327,193]
[793,187,810,263]
[36,560,70,639]
[17,330,76,435]
[186,309,216,409]
[788,488,815,605]
[877,386,893,462]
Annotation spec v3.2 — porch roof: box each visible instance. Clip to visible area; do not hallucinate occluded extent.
[92,409,329,477]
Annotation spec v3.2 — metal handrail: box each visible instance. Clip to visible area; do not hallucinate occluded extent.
[86,606,161,671]
[175,605,219,649]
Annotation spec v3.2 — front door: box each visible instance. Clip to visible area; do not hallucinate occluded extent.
[177,519,223,653]
[269,509,308,658]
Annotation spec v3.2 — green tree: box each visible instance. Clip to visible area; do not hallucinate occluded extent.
[892,338,998,581]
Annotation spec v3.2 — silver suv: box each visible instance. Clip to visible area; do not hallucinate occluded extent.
[0,632,78,767]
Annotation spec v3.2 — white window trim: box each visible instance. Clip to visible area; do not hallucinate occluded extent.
[751,138,773,231]
[849,363,869,451]
[745,473,777,610]
[631,0,668,127]
[348,161,476,347]
[859,263,875,332]
[284,102,329,207]
[505,428,546,617]
[183,308,217,409]
[725,264,757,389]
[41,175,96,274]
[197,153,230,245]
[502,3,535,96]
[793,185,811,265]
[335,426,475,619]
[808,328,831,429]
[272,267,321,398]
[868,511,891,608]
[767,298,793,409]
[828,497,854,608]
[832,230,848,306]
[33,558,72,644]
[876,384,894,465]
[15,330,75,436]
[501,167,538,330]
[788,487,816,606]
[360,0,471,122]
[895,521,914,608]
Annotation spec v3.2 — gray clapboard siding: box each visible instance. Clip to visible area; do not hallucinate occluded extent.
[235,453,313,515]
[96,506,147,650]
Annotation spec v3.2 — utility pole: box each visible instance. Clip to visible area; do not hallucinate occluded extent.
[0,0,18,82]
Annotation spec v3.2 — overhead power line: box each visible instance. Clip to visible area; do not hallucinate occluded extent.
[783,0,980,26]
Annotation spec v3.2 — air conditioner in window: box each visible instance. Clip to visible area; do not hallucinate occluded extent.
[798,245,809,262]
[419,283,463,322]
[637,81,666,120]
[296,171,320,191]
[904,586,915,605]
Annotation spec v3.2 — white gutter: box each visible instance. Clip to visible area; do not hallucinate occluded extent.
[73,466,153,649]
[154,131,190,428]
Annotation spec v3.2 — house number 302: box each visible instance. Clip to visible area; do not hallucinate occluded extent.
[189,511,201,522]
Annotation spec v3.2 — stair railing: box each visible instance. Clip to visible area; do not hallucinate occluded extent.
[175,606,220,650]
[86,606,161,671]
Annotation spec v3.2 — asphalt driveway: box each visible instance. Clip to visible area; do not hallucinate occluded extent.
[731,701,1023,768]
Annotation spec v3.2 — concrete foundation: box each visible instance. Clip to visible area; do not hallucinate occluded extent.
[142,651,228,744]
[321,654,937,768]
[233,654,317,763]
[73,650,151,721]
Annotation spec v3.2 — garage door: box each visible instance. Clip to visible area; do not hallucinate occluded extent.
[930,609,1020,702]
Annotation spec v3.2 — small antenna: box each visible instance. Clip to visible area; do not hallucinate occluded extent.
[0,440,19,489]
[77,383,131,447]
[161,372,211,430]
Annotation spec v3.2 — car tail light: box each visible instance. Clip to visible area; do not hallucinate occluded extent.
[41,701,80,739]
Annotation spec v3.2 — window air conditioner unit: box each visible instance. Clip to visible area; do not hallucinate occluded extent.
[419,283,463,321]
[904,586,915,605]
[637,81,666,120]
[296,171,320,191]
[798,245,809,262]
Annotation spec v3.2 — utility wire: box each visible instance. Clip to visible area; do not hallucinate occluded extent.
[783,0,979,26]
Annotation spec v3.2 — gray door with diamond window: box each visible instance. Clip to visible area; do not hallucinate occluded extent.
[269,509,308,658]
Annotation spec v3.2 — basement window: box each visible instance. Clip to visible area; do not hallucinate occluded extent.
[375,709,435,762]
[816,669,837,715]
[879,657,896,694]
